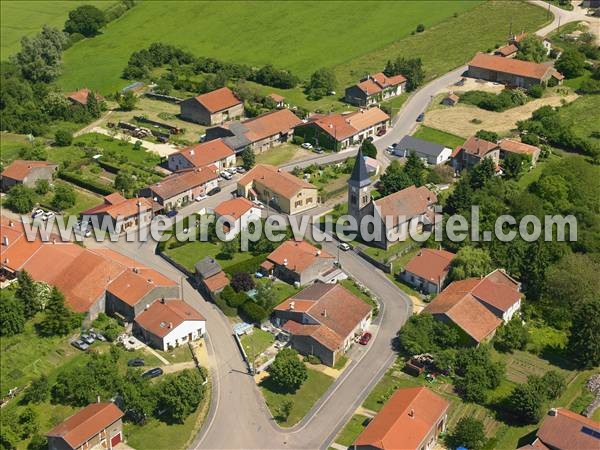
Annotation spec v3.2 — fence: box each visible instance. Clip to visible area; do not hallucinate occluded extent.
[145,92,184,103]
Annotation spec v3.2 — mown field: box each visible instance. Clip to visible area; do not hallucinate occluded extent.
[0,0,113,57]
[53,1,479,93]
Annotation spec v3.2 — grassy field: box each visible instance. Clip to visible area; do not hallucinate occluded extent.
[163,240,259,273]
[260,367,334,427]
[54,1,479,93]
[557,95,600,142]
[241,328,275,360]
[333,414,369,446]
[412,125,466,148]
[254,143,313,167]
[0,1,114,56]
[39,179,103,217]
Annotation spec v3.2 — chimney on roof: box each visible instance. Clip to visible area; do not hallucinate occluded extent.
[289,301,295,311]
[190,149,194,155]
[133,267,139,273]
[168,322,172,329]
[283,258,288,266]
[2,236,8,246]
[316,250,321,256]
[145,304,149,311]
[548,408,558,416]
[161,297,165,304]
[408,409,415,418]
[8,221,14,227]
[322,309,327,318]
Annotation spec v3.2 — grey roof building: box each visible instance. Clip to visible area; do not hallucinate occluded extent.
[393,135,452,165]
[195,257,222,279]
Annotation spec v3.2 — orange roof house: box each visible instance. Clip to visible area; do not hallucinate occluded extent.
[274,283,372,366]
[193,87,242,113]
[468,53,563,87]
[82,194,159,232]
[194,256,229,296]
[268,93,285,107]
[345,72,407,107]
[354,387,449,450]
[64,88,104,106]
[1,160,58,191]
[499,139,541,165]
[424,269,522,343]
[180,87,243,126]
[452,136,501,172]
[167,138,235,172]
[141,166,219,207]
[262,240,335,286]
[46,402,124,450]
[401,248,455,295]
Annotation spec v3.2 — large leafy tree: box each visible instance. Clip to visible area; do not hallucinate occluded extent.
[51,184,76,211]
[0,290,25,336]
[156,369,205,423]
[268,348,308,391]
[384,57,424,91]
[5,185,37,214]
[64,5,106,37]
[447,417,487,450]
[359,140,377,159]
[12,26,67,82]
[241,147,255,170]
[38,287,80,336]
[378,160,412,196]
[305,68,336,100]
[516,35,547,63]
[448,246,492,281]
[16,270,38,319]
[494,318,528,353]
[568,298,600,369]
[555,49,586,79]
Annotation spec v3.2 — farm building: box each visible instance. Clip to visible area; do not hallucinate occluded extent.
[64,88,104,106]
[167,138,236,172]
[180,87,243,126]
[1,160,58,191]
[451,136,500,172]
[394,135,452,165]
[344,72,406,107]
[498,139,541,166]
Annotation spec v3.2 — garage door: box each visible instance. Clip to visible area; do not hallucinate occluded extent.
[110,432,122,447]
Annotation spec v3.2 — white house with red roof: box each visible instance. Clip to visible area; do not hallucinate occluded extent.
[82,193,159,232]
[133,298,206,351]
[213,197,261,240]
[167,138,236,172]
[401,248,455,294]
[180,86,243,125]
[344,72,407,107]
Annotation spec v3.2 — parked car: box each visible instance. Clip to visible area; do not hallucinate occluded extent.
[43,211,55,221]
[236,166,246,173]
[416,113,425,122]
[71,339,89,351]
[455,77,466,86]
[195,194,207,202]
[359,332,372,345]
[376,128,386,136]
[90,330,106,342]
[32,208,44,219]
[128,358,145,367]
[301,142,313,149]
[142,367,164,379]
[80,334,94,345]
[226,168,237,175]
[338,242,351,251]
[165,210,178,218]
[207,187,221,196]
[313,147,324,154]
[220,171,232,180]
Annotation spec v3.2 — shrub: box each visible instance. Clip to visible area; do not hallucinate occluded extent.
[215,296,238,317]
[521,133,540,146]
[59,171,115,195]
[54,129,73,146]
[268,348,308,391]
[231,272,255,292]
[416,23,425,32]
[527,84,544,99]
[303,354,321,365]
[239,300,268,324]
[292,135,304,145]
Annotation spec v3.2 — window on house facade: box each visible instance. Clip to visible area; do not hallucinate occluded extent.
[295,200,303,207]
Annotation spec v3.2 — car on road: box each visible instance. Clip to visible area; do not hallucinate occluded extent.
[71,339,89,351]
[338,242,351,251]
[142,367,163,379]
[166,210,178,218]
[208,187,221,196]
[359,332,372,345]
[195,194,207,202]
[80,334,94,345]
[386,143,398,153]
[455,77,466,86]
[301,142,313,150]
[312,147,324,154]
[32,208,45,219]
[416,113,425,122]
[128,358,145,367]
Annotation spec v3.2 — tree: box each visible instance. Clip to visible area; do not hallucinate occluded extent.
[86,91,101,118]
[38,287,80,336]
[447,417,486,450]
[16,270,38,319]
[494,318,528,352]
[239,300,268,323]
[384,57,424,91]
[456,365,490,402]
[17,407,38,439]
[34,179,50,195]
[568,298,600,368]
[502,152,527,179]
[51,184,76,210]
[0,291,25,336]
[254,280,278,311]
[539,370,565,400]
[114,170,136,195]
[117,90,137,111]
[378,161,413,196]
[397,313,461,356]
[26,434,47,450]
[359,140,377,159]
[278,399,294,421]
[416,23,425,33]
[449,246,492,281]
[445,177,473,215]
[555,49,586,79]
[5,185,37,214]
[22,375,49,404]
[220,238,239,260]
[475,129,499,143]
[156,369,205,423]
[231,272,255,292]
[469,158,496,189]
[516,35,547,63]
[12,26,67,82]
[508,381,546,423]
[64,5,106,37]
[305,68,336,100]
[268,348,308,391]
[404,151,427,186]
[241,147,255,170]
[54,129,73,146]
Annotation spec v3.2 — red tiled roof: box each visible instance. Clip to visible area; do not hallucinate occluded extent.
[238,164,316,198]
[107,267,177,307]
[374,185,436,229]
[1,160,57,181]
[404,249,455,284]
[64,88,103,106]
[82,195,154,220]
[148,165,218,200]
[194,87,241,113]
[175,139,234,168]
[46,402,123,448]
[461,136,499,156]
[266,240,334,274]
[355,72,406,95]
[307,108,389,141]
[495,44,519,57]
[536,408,600,450]
[354,387,449,450]
[239,109,302,142]
[499,139,540,157]
[214,197,255,221]
[469,53,557,81]
[203,271,229,293]
[134,299,204,338]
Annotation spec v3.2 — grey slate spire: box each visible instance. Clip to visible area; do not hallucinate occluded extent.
[350,148,371,188]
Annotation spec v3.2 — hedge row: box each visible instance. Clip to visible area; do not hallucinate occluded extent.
[223,253,269,276]
[59,171,115,196]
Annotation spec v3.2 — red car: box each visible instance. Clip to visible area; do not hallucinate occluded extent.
[359,332,372,345]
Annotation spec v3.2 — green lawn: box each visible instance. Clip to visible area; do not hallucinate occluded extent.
[163,240,257,273]
[156,345,194,365]
[0,1,115,56]
[412,125,466,148]
[255,278,298,307]
[37,179,103,217]
[241,328,275,360]
[254,143,312,167]
[557,95,600,143]
[334,414,369,447]
[54,1,479,93]
[0,133,32,164]
[75,132,162,167]
[381,93,410,118]
[361,238,418,264]
[260,368,334,427]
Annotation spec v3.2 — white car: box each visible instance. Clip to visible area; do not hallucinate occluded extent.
[252,199,265,209]
[338,242,351,251]
[220,171,232,180]
[43,211,55,221]
[195,194,207,202]
[226,167,237,175]
[236,166,246,173]
[301,142,313,150]
[32,208,44,219]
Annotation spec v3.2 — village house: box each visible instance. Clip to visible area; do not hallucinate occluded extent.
[394,135,453,165]
[294,107,390,151]
[236,164,318,215]
[180,86,243,125]
[274,282,372,366]
[344,72,407,107]
[468,53,563,88]
[167,138,236,172]
[494,43,519,58]
[400,248,456,295]
[261,240,336,286]
[1,160,58,191]
[451,135,500,172]
[64,88,104,107]
[214,197,262,240]
[46,402,124,450]
[82,193,158,233]
[441,92,459,106]
[0,218,178,320]
[194,256,229,299]
[499,138,541,166]
[517,408,600,450]
[353,386,449,450]
[268,93,286,108]
[133,298,206,351]
[423,269,522,344]
[140,166,219,210]
[204,108,302,153]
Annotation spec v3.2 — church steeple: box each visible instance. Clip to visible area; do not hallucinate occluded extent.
[348,148,372,223]
[350,148,371,188]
